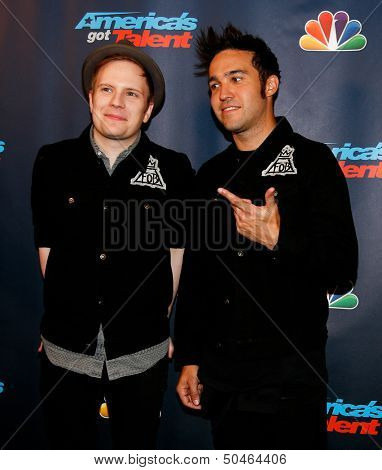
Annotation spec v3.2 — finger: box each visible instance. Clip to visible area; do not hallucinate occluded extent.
[233,198,252,214]
[232,202,252,218]
[233,206,250,222]
[233,211,244,228]
[189,382,201,406]
[185,393,202,410]
[217,188,247,210]
[176,385,201,409]
[265,187,277,207]
[233,210,244,225]
[186,400,202,410]
[233,217,245,237]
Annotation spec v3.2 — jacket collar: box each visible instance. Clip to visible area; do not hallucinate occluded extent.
[225,116,294,158]
[78,125,153,170]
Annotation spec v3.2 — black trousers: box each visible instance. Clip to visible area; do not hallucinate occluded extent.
[40,351,168,450]
[201,385,327,450]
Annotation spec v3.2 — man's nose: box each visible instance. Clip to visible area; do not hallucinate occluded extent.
[110,91,125,107]
[219,82,233,101]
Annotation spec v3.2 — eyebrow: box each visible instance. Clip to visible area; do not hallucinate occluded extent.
[208,69,248,83]
[97,83,143,94]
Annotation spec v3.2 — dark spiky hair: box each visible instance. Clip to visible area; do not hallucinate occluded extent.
[195,24,281,101]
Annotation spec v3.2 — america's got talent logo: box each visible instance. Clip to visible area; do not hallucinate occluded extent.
[327,399,382,436]
[75,11,198,48]
[329,142,382,179]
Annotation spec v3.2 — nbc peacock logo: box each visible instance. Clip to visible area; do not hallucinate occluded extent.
[328,287,359,310]
[299,11,367,51]
[99,401,109,419]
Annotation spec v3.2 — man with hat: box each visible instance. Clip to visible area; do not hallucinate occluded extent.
[31,41,194,449]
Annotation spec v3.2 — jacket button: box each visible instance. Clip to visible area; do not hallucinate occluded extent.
[144,203,151,210]
[224,297,230,305]
[97,297,104,306]
[99,253,107,261]
[68,197,75,204]
[103,204,108,211]
[237,250,244,257]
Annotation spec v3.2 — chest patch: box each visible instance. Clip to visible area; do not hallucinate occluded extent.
[130,155,167,190]
[261,145,297,177]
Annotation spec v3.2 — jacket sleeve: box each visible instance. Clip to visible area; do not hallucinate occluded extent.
[174,247,208,368]
[31,146,59,249]
[166,152,195,249]
[174,167,209,369]
[275,143,358,294]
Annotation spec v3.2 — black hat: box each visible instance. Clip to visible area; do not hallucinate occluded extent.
[82,41,165,116]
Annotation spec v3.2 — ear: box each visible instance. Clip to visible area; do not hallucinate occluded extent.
[265,75,279,98]
[143,100,155,123]
[88,90,94,113]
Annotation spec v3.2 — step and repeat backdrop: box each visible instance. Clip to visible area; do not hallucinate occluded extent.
[0,0,381,450]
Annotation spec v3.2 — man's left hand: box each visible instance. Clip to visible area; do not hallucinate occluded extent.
[217,187,280,250]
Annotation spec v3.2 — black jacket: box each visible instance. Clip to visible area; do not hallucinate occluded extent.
[175,118,358,396]
[31,127,194,359]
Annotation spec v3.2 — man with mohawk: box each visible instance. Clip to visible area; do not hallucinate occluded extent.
[175,25,358,449]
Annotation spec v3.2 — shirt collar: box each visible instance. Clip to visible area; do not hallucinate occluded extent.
[227,116,294,158]
[89,126,141,175]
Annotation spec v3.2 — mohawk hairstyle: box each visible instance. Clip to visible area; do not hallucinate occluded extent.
[195,24,281,100]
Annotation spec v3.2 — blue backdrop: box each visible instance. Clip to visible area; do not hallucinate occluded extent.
[0,0,381,449]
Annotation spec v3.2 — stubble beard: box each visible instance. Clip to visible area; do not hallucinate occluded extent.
[221,119,247,135]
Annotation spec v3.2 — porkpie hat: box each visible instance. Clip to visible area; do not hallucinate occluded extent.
[82,41,165,116]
